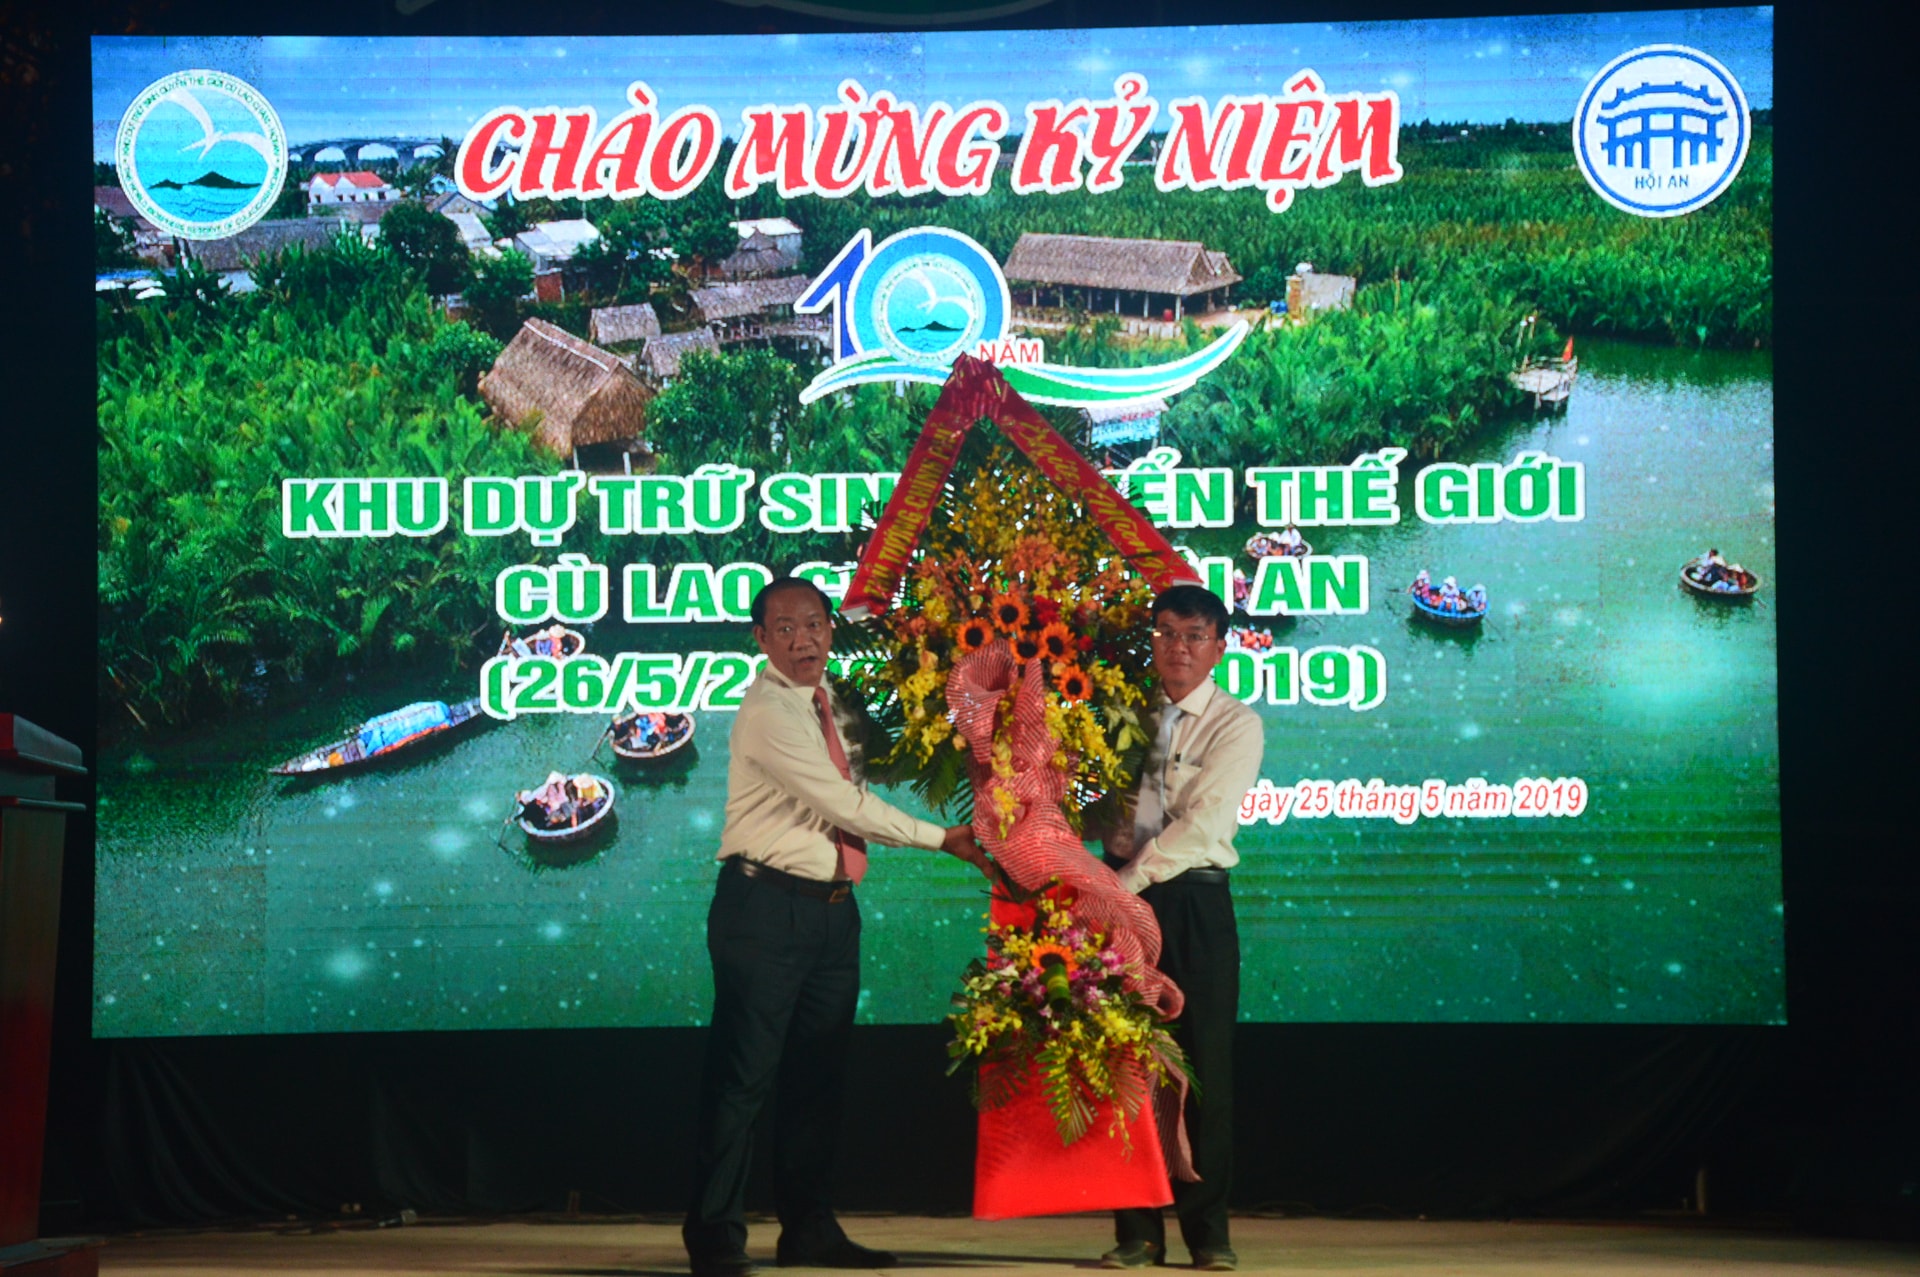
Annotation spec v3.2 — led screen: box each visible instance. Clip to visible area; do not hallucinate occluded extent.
[93,8,1779,1036]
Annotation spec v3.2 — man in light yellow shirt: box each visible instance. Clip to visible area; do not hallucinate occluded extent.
[685,578,986,1277]
[1102,584,1264,1273]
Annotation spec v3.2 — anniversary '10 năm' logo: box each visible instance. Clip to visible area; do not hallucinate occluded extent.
[795,227,1248,405]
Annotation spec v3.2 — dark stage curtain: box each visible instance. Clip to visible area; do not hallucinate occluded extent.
[74,1025,1780,1228]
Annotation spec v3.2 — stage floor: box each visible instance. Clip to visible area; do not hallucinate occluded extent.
[94,1215,1918,1276]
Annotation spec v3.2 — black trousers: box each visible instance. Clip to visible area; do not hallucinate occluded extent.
[684,862,860,1260]
[1115,873,1239,1255]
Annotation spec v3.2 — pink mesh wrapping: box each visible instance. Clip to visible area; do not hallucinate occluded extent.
[947,641,1196,1181]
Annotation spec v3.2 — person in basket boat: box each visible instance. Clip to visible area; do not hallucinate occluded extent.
[1275,525,1305,555]
[683,578,992,1277]
[614,710,670,750]
[1691,547,1729,585]
[518,771,605,830]
[1099,584,1265,1274]
[1411,572,1484,615]
[1690,548,1753,591]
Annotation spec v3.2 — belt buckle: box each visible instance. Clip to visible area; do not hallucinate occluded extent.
[828,884,851,903]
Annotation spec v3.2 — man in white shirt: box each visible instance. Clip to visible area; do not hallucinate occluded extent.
[1102,585,1264,1273]
[684,578,987,1277]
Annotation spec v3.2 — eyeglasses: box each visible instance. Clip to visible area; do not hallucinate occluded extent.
[1150,628,1221,648]
[768,619,829,639]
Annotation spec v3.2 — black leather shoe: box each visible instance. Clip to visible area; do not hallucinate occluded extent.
[1191,1248,1238,1271]
[690,1253,758,1277]
[1099,1240,1166,1269]
[775,1237,898,1269]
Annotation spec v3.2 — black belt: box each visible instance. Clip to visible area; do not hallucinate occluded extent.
[727,856,853,903]
[1103,855,1230,885]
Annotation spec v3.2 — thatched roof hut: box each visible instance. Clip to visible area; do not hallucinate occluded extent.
[94,186,155,229]
[1004,233,1241,299]
[714,232,802,281]
[642,329,722,381]
[690,276,810,325]
[479,318,652,456]
[184,218,347,274]
[590,303,662,348]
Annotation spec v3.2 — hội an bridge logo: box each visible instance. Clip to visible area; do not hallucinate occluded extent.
[1573,45,1750,219]
[116,69,288,240]
[796,226,1247,406]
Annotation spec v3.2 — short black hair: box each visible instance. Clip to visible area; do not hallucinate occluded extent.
[1150,584,1229,639]
[751,576,836,628]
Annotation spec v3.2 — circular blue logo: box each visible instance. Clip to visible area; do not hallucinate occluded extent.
[116,69,288,240]
[850,228,1009,368]
[1573,45,1750,218]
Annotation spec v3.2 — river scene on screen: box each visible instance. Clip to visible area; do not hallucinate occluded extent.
[92,13,1777,1036]
[94,341,1778,1034]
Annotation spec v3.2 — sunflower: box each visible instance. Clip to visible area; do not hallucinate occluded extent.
[1028,941,1075,973]
[1038,621,1074,661]
[1053,664,1092,702]
[990,593,1029,634]
[954,616,995,654]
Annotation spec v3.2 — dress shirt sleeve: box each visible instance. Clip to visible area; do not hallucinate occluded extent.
[1117,709,1264,893]
[738,693,947,850]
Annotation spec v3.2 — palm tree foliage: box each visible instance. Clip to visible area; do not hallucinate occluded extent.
[777,127,1772,350]
[98,239,532,729]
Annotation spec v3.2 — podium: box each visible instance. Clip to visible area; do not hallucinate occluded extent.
[0,716,98,1276]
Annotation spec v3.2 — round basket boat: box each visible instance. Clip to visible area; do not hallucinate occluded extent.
[1411,592,1488,627]
[517,776,617,844]
[498,626,587,659]
[609,712,695,761]
[1226,626,1277,652]
[1679,563,1761,599]
[1245,530,1313,560]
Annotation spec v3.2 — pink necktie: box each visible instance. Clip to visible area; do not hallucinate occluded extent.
[813,685,869,884]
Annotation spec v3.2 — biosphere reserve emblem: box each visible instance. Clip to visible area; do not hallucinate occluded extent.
[798,227,1246,406]
[116,69,287,240]
[1573,45,1750,219]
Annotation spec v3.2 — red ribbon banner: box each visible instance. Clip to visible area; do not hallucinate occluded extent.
[841,356,1200,618]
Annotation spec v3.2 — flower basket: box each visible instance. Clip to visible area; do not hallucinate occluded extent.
[842,359,1201,1216]
[971,892,1173,1221]
[974,1060,1172,1220]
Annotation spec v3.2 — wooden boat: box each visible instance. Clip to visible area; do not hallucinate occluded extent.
[1411,591,1488,626]
[517,774,617,844]
[1680,563,1761,598]
[1245,529,1313,560]
[1509,355,1578,409]
[609,712,695,761]
[269,699,484,775]
[498,626,586,659]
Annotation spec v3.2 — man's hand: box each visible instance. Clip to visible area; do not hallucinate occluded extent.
[941,824,993,877]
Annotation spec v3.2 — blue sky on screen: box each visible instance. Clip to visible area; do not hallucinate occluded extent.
[93,7,1772,158]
